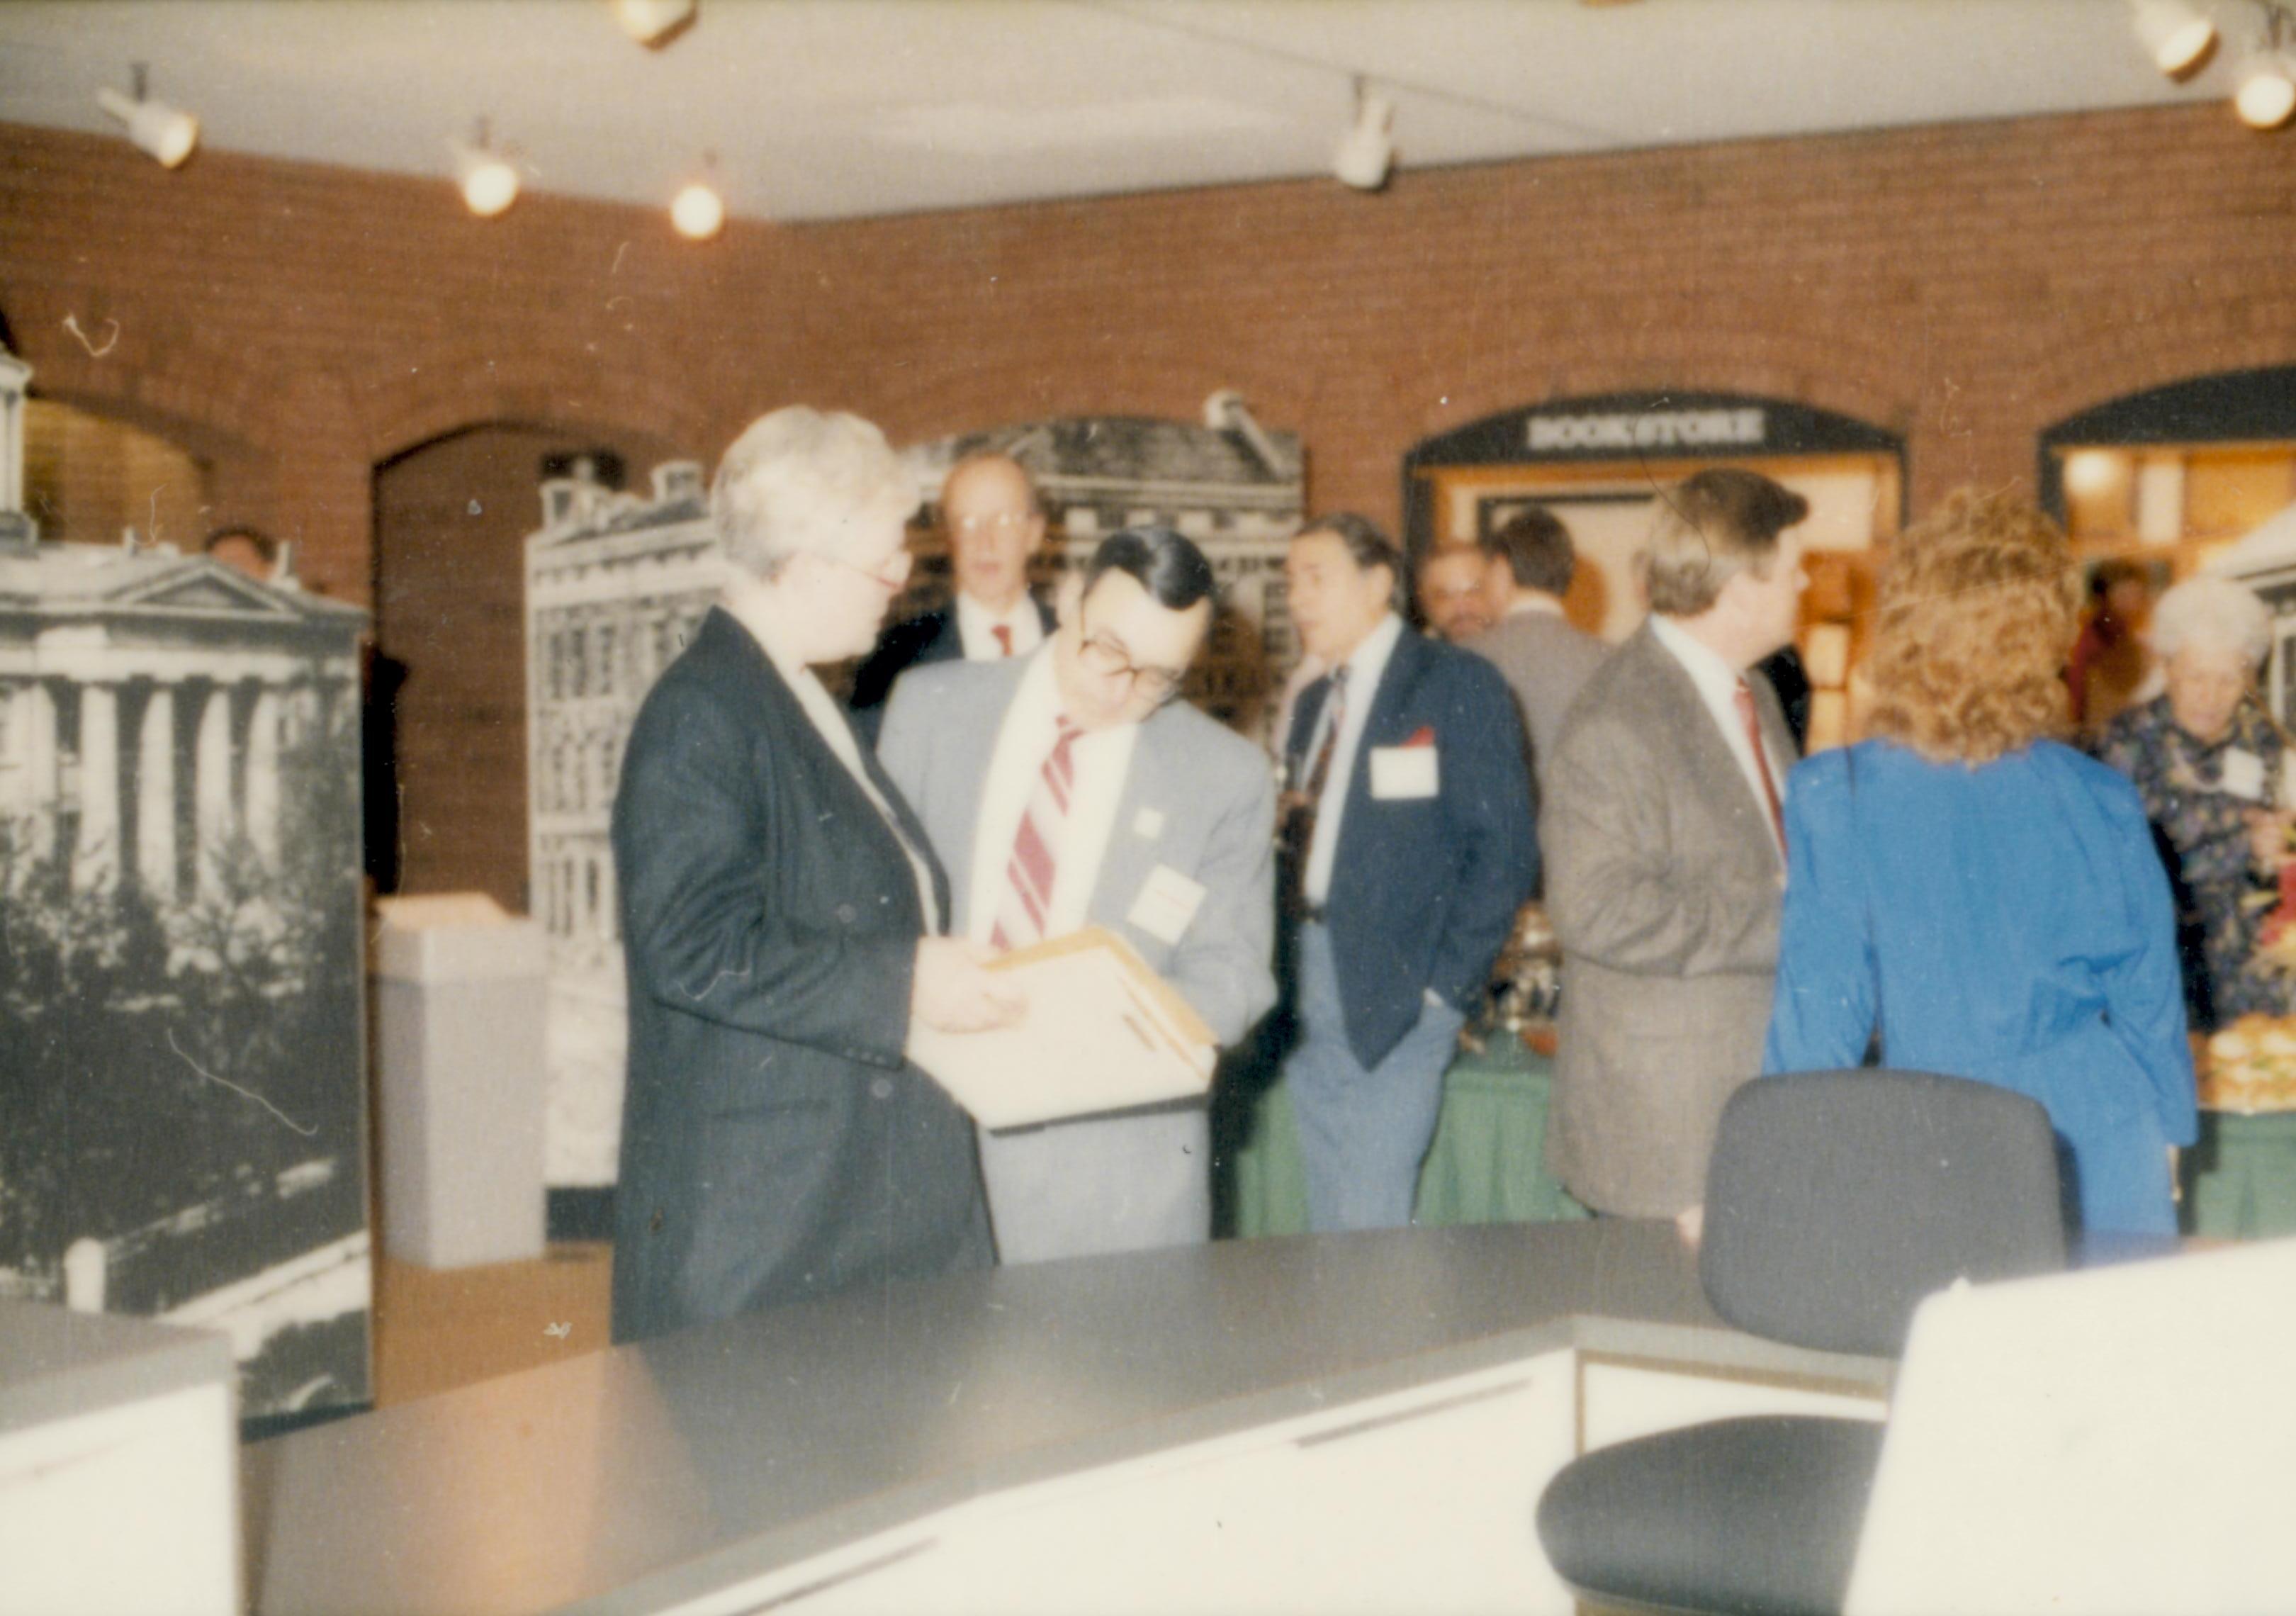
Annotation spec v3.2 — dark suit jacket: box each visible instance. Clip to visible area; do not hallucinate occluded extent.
[847,593,1058,742]
[1282,627,1540,1068]
[609,607,991,1345]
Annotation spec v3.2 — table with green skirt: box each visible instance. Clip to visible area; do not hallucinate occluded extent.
[2184,1107,2296,1239]
[1220,1027,1589,1237]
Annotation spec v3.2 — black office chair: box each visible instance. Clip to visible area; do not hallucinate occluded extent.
[1534,1069,2069,1616]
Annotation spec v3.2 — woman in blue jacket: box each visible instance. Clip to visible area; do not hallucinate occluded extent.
[1764,489,2197,1236]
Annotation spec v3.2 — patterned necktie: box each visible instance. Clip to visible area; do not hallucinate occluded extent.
[992,623,1014,658]
[990,715,1084,951]
[1734,678,1786,853]
[1280,667,1349,916]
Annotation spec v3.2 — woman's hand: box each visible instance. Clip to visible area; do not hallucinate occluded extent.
[911,937,1028,1034]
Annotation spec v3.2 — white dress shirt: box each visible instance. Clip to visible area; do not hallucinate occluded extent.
[1302,610,1405,907]
[1504,593,1565,619]
[745,616,942,933]
[967,648,1139,945]
[1648,612,1788,862]
[955,590,1046,661]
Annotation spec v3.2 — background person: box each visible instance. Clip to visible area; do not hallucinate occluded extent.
[1276,513,1538,1231]
[1414,541,1497,643]
[1542,468,1808,1221]
[610,408,1019,1345]
[1767,489,2195,1238]
[848,451,1057,740]
[1465,505,1607,794]
[2097,575,2295,1029]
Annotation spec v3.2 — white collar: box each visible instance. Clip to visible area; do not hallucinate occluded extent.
[955,590,1038,633]
[1334,610,1405,694]
[1648,611,1745,705]
[1505,593,1565,619]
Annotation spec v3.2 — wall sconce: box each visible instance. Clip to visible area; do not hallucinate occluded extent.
[95,63,198,169]
[1333,77,1395,192]
[452,119,521,218]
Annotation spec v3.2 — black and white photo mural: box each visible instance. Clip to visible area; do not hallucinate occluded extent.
[0,345,373,1427]
[524,398,1304,1225]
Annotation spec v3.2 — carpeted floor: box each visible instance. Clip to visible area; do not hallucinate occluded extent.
[368,1242,613,1408]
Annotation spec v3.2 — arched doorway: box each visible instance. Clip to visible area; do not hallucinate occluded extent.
[369,421,677,904]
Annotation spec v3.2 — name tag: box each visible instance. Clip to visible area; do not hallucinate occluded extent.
[2223,748,2267,803]
[1369,744,1439,800]
[1127,863,1207,946]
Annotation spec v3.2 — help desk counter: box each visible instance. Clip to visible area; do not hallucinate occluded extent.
[241,1221,1892,1615]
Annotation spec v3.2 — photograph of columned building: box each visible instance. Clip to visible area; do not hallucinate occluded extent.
[523,402,1305,1211]
[0,346,373,1424]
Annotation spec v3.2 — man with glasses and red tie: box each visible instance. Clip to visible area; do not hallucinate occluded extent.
[1542,468,1811,1228]
[848,451,1059,742]
[879,527,1276,1262]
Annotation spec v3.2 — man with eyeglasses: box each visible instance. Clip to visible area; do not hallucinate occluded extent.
[879,527,1277,1262]
[848,451,1059,741]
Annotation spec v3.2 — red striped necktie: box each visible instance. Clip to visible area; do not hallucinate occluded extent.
[1734,678,1786,853]
[990,715,1084,952]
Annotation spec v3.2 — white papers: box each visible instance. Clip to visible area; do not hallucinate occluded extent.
[909,926,1216,1131]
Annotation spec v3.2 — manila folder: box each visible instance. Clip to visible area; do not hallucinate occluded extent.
[909,926,1217,1131]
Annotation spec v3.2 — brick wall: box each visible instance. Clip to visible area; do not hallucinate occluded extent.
[5,104,2294,895]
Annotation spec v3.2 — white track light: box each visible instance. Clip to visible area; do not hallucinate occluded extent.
[452,121,520,218]
[1334,78,1395,192]
[96,64,197,168]
[2133,0,2219,77]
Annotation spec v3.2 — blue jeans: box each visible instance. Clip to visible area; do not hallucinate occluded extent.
[1283,924,1463,1232]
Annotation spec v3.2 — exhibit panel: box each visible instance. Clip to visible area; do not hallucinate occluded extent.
[0,349,373,1426]
[1403,393,1903,751]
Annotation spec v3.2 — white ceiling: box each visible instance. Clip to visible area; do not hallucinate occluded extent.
[0,0,2265,223]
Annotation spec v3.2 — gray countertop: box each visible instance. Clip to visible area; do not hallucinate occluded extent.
[0,1296,235,1437]
[244,1221,1888,1616]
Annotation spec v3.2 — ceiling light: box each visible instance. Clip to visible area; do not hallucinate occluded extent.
[612,0,697,48]
[670,180,724,240]
[452,120,520,218]
[1334,77,1395,192]
[2235,50,2296,124]
[2132,0,2219,77]
[95,64,197,169]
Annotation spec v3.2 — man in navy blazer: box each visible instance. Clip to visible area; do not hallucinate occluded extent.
[1277,512,1539,1230]
[848,452,1057,741]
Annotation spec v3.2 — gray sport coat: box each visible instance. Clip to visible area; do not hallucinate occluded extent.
[1541,619,1798,1217]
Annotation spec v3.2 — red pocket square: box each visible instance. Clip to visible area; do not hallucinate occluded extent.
[1402,725,1436,748]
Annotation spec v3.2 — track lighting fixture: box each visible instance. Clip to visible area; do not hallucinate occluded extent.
[2132,0,2219,77]
[612,0,697,49]
[2232,2,2296,126]
[670,171,725,241]
[95,63,198,169]
[1333,77,1395,192]
[452,119,520,218]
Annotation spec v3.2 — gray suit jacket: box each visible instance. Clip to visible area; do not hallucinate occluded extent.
[1465,607,1610,791]
[877,653,1278,1260]
[1541,619,1797,1217]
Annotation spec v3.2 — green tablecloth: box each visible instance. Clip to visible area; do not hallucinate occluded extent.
[1221,1030,1589,1238]
[2185,1109,2296,1240]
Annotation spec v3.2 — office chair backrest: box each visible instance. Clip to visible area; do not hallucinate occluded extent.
[1700,1070,2067,1359]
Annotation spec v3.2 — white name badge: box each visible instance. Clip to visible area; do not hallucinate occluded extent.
[1369,744,1440,800]
[2222,748,2267,803]
[1132,805,1166,841]
[1127,863,1208,947]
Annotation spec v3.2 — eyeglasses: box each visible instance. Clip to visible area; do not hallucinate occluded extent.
[1076,610,1188,705]
[949,512,1035,539]
[822,547,912,590]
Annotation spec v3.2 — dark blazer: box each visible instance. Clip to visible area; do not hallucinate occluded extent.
[1282,626,1540,1068]
[609,607,991,1345]
[847,593,1059,742]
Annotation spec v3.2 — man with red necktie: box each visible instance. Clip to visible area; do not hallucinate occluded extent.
[1543,468,1811,1223]
[879,527,1276,1262]
[848,451,1058,741]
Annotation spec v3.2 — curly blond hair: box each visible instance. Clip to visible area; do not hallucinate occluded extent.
[1862,488,2080,764]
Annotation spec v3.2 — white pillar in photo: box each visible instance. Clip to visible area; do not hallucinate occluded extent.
[244,685,283,866]
[193,684,235,899]
[137,683,178,899]
[74,681,120,891]
[23,680,59,860]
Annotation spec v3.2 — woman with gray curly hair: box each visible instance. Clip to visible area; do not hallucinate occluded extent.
[2098,575,2294,1030]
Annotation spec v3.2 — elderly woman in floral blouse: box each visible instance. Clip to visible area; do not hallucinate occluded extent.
[2097,576,2295,1029]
